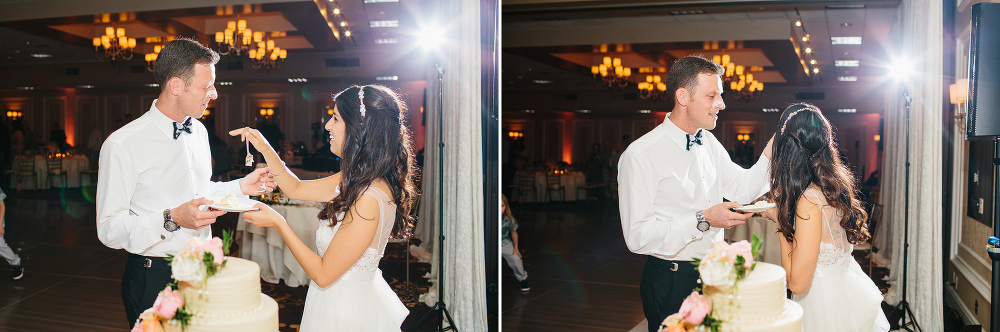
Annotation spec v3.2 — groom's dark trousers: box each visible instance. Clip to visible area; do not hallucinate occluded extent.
[123,253,174,328]
[640,256,701,332]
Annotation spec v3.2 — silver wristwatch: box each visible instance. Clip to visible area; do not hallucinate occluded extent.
[696,210,710,232]
[163,208,179,232]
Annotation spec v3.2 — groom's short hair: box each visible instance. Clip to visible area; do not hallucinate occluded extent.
[665,56,725,107]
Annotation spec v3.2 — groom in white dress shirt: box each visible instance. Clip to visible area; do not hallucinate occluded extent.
[96,38,275,328]
[617,56,773,332]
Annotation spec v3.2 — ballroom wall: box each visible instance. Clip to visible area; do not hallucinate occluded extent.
[0,80,427,155]
[502,109,881,182]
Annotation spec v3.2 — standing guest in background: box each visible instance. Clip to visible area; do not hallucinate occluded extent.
[87,120,104,170]
[49,121,68,152]
[585,142,606,183]
[10,120,24,155]
[0,186,23,280]
[501,194,530,292]
[258,116,285,154]
[95,37,275,328]
[617,55,773,332]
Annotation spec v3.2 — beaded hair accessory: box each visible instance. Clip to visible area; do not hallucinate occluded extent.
[358,86,367,118]
[779,106,818,134]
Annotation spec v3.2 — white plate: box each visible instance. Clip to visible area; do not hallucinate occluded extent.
[734,202,775,213]
[205,196,261,212]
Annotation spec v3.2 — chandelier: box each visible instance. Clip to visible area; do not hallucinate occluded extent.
[712,54,763,101]
[92,26,136,61]
[248,38,286,72]
[637,74,667,100]
[215,19,260,57]
[590,56,631,88]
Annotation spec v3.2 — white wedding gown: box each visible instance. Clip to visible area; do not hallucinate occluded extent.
[792,188,890,332]
[299,186,409,331]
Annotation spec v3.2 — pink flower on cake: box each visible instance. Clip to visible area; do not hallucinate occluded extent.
[152,287,184,319]
[677,291,711,325]
[725,241,754,268]
[194,237,225,264]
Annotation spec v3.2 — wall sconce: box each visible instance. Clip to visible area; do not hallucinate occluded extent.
[950,79,969,104]
[874,134,880,142]
[326,106,334,115]
[6,110,23,119]
[736,134,750,142]
[259,108,276,116]
[507,131,524,139]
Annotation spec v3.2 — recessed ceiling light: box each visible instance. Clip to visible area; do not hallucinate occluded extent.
[218,81,233,86]
[576,109,591,114]
[835,60,860,67]
[837,108,857,113]
[17,86,34,90]
[638,110,651,114]
[374,38,398,44]
[370,20,398,28]
[30,53,52,58]
[669,10,706,15]
[145,84,159,88]
[76,84,95,88]
[840,22,852,27]
[532,80,553,84]
[288,78,308,83]
[763,108,780,112]
[523,109,535,113]
[831,37,863,45]
[376,76,398,81]
[838,76,858,81]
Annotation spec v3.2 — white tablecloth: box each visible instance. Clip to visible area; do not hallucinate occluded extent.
[237,203,322,287]
[725,216,782,266]
[531,172,586,202]
[25,155,89,189]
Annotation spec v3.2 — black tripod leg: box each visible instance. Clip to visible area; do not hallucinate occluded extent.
[441,304,457,331]
[407,303,439,332]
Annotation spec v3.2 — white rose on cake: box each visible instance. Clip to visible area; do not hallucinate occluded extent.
[171,255,207,282]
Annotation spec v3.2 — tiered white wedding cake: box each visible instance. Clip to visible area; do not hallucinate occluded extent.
[163,257,278,332]
[702,262,802,331]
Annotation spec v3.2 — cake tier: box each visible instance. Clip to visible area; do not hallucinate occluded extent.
[720,299,802,332]
[178,257,261,315]
[704,263,790,325]
[164,293,278,332]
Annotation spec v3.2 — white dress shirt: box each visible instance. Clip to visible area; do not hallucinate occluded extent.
[618,115,769,261]
[96,100,244,257]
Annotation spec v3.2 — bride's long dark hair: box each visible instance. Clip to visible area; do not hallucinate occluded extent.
[317,84,417,239]
[768,103,869,245]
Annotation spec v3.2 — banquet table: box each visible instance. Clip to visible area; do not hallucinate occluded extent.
[26,155,89,189]
[237,201,322,287]
[725,216,782,266]
[530,171,586,202]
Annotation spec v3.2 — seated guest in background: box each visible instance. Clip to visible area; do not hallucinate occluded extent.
[49,121,68,152]
[617,55,773,332]
[237,84,416,331]
[95,37,275,328]
[760,104,888,332]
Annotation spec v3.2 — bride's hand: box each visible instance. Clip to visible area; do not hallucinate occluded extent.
[242,203,286,229]
[760,206,778,224]
[229,127,276,155]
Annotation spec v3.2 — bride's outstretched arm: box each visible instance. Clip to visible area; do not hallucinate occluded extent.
[242,196,380,288]
[230,127,341,202]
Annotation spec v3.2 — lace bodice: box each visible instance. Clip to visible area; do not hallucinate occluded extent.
[315,186,396,273]
[803,188,852,267]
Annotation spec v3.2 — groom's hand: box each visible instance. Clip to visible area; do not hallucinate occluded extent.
[171,198,227,230]
[704,201,753,229]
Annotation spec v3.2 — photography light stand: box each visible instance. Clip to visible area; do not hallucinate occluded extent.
[887,87,922,332]
[989,138,1000,332]
[408,62,458,332]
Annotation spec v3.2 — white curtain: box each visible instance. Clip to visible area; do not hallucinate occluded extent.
[413,0,488,330]
[876,0,943,330]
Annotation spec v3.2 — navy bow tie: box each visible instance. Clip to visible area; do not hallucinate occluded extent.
[686,130,703,151]
[173,117,192,139]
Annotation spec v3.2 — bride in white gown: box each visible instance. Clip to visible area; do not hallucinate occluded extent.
[761,103,890,332]
[235,84,417,331]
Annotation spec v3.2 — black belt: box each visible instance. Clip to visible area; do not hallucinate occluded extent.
[127,253,172,270]
[646,256,699,273]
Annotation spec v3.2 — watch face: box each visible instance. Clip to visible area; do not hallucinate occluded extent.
[697,220,710,232]
[165,220,179,232]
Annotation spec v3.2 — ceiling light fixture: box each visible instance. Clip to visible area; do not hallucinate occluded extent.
[376,76,398,81]
[831,36,863,45]
[838,76,858,81]
[837,108,857,113]
[712,53,763,102]
[214,18,259,57]
[591,56,631,89]
[92,25,136,62]
[835,60,860,67]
